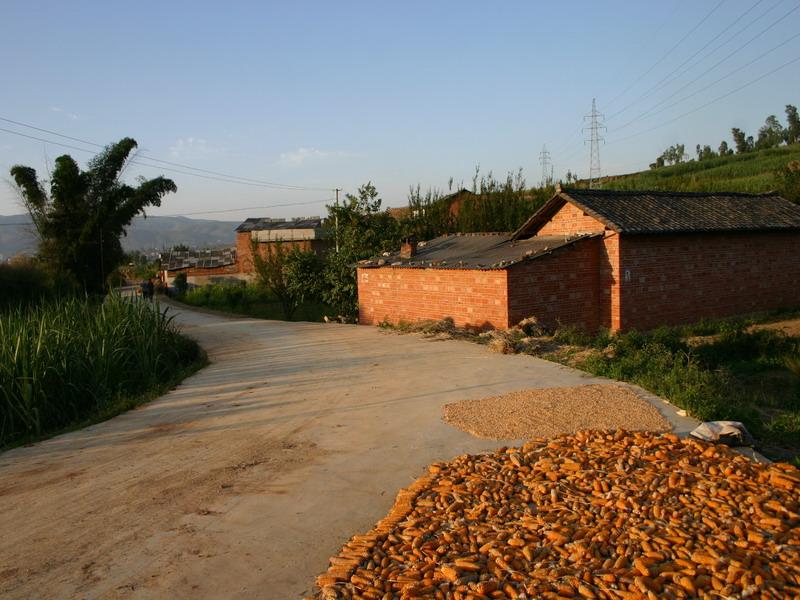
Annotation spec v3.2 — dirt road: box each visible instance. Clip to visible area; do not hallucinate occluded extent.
[0,304,687,599]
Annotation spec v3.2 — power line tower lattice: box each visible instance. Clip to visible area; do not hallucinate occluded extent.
[538,144,553,188]
[583,98,606,189]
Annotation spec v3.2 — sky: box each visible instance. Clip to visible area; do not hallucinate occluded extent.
[1,0,799,220]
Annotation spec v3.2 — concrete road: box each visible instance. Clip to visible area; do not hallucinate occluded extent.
[0,303,679,599]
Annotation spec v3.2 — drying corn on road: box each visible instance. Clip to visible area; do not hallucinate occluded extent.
[0,303,692,599]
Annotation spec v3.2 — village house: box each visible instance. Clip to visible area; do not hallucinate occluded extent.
[357,188,800,332]
[161,248,241,287]
[235,217,330,274]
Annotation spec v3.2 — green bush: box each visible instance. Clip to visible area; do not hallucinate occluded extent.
[0,295,201,446]
[0,261,75,309]
[173,272,188,297]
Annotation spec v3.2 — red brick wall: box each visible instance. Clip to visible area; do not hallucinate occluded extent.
[236,231,330,273]
[357,267,508,329]
[507,237,602,330]
[537,202,607,235]
[601,234,622,331]
[183,264,240,277]
[619,231,800,331]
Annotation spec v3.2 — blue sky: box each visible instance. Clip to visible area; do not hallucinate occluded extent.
[1,0,799,219]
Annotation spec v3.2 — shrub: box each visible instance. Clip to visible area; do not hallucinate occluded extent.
[173,272,188,297]
[0,260,75,309]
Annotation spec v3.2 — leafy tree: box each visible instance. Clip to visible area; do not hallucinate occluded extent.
[731,128,753,154]
[656,144,687,166]
[284,248,325,305]
[695,144,717,161]
[718,140,733,156]
[250,239,298,319]
[756,115,785,150]
[10,138,176,293]
[454,167,549,233]
[404,184,455,240]
[173,272,188,297]
[785,104,800,145]
[323,182,401,317]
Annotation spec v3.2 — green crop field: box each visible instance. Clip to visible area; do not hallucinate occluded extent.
[599,144,800,194]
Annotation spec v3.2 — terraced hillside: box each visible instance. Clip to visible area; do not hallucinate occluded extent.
[600,144,800,194]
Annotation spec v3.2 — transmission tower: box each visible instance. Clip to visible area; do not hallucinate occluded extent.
[538,144,553,187]
[583,98,606,189]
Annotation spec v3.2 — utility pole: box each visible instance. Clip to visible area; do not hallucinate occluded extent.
[538,145,553,188]
[583,98,606,189]
[334,188,341,253]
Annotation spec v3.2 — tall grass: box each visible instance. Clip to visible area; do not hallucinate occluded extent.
[182,282,330,322]
[0,295,200,447]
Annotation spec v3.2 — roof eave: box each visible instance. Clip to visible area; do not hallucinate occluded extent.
[358,232,603,270]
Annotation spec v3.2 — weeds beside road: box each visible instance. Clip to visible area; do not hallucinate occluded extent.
[383,311,800,464]
[181,282,331,322]
[0,295,203,448]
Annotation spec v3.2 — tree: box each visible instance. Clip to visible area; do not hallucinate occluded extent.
[250,239,298,319]
[756,115,785,149]
[655,144,687,166]
[731,128,752,154]
[173,272,188,297]
[284,248,325,305]
[10,138,176,293]
[696,144,717,161]
[718,140,733,156]
[323,182,401,317]
[785,104,800,145]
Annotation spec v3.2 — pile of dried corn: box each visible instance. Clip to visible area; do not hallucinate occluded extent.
[315,431,799,600]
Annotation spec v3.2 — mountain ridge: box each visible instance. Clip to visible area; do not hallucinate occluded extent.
[0,214,240,259]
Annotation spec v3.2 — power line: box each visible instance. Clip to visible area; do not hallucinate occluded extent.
[0,127,341,217]
[608,54,800,145]
[614,30,800,134]
[0,126,298,189]
[1,196,334,222]
[607,0,769,120]
[611,1,800,130]
[604,0,728,111]
[161,199,334,217]
[553,0,774,169]
[0,116,333,191]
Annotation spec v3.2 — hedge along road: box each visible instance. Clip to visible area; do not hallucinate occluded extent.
[0,302,685,600]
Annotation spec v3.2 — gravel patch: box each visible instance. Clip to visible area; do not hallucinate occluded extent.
[443,384,669,440]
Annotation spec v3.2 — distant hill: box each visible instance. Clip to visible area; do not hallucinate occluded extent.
[600,144,800,193]
[0,214,240,260]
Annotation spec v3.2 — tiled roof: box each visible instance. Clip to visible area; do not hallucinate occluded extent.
[358,233,600,270]
[513,188,800,238]
[165,248,237,271]
[235,217,323,232]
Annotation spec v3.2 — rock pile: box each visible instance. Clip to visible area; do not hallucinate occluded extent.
[315,431,799,599]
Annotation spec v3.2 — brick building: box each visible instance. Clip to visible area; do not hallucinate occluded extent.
[357,188,800,332]
[235,217,330,274]
[161,248,242,287]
